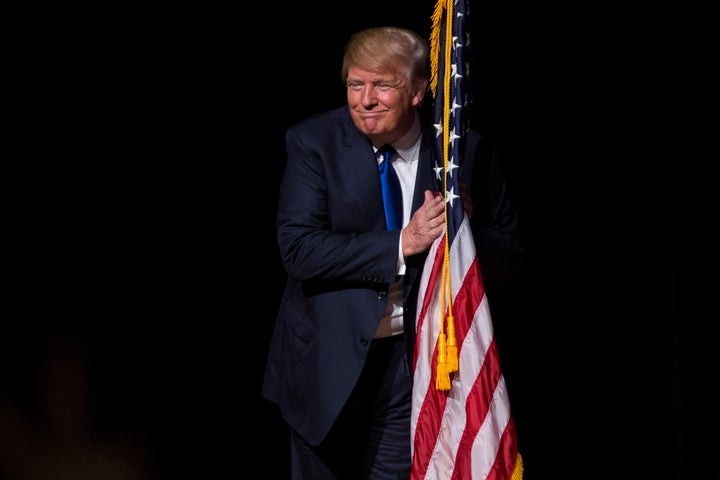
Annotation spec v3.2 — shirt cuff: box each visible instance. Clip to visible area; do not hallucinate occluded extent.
[397,229,406,275]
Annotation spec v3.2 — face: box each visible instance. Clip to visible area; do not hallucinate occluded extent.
[346,66,426,145]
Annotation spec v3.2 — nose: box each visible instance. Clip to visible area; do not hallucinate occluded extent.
[360,85,378,107]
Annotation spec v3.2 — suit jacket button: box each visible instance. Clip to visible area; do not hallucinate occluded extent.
[378,291,387,301]
[360,338,369,347]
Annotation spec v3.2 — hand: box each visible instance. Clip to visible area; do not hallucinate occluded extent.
[402,190,445,257]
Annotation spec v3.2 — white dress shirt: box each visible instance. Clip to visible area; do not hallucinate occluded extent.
[373,113,422,338]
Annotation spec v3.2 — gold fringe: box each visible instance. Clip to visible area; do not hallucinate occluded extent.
[428,0,446,97]
[511,453,524,480]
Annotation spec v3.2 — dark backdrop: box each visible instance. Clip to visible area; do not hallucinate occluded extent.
[2,2,716,479]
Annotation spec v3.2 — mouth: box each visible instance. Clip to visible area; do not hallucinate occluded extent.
[356,110,385,120]
[355,108,387,117]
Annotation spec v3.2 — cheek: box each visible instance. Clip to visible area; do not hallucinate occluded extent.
[377,91,403,107]
[347,90,361,106]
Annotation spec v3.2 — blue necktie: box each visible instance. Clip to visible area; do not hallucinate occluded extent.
[378,144,402,230]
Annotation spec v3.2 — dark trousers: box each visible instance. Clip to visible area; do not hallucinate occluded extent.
[291,334,412,480]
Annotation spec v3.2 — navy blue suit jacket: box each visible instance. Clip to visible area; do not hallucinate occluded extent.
[261,105,521,446]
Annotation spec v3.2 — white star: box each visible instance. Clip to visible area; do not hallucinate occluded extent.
[451,62,463,84]
[453,35,463,53]
[446,159,459,178]
[449,130,461,147]
[445,186,460,207]
[450,98,462,116]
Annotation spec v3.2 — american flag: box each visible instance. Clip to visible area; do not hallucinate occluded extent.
[409,0,524,478]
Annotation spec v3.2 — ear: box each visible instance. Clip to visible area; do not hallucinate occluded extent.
[412,80,429,107]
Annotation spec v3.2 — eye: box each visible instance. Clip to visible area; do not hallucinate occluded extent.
[347,81,363,91]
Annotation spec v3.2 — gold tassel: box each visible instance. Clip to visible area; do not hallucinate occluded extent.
[445,314,458,373]
[435,333,451,391]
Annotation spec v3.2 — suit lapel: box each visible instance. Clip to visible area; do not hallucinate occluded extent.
[339,113,387,230]
[412,129,440,212]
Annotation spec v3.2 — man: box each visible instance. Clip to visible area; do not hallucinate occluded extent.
[262,26,522,479]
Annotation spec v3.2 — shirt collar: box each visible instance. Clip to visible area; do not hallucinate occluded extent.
[374,112,421,165]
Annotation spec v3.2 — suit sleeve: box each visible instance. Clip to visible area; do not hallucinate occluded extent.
[464,131,524,285]
[276,126,401,285]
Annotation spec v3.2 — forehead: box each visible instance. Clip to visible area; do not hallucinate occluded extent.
[347,65,403,82]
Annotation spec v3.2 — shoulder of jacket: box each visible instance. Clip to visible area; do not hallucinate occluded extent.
[291,106,349,131]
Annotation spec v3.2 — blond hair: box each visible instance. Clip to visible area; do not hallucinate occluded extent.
[340,27,429,88]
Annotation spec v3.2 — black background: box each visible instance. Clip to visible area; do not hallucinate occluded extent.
[1,2,716,479]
